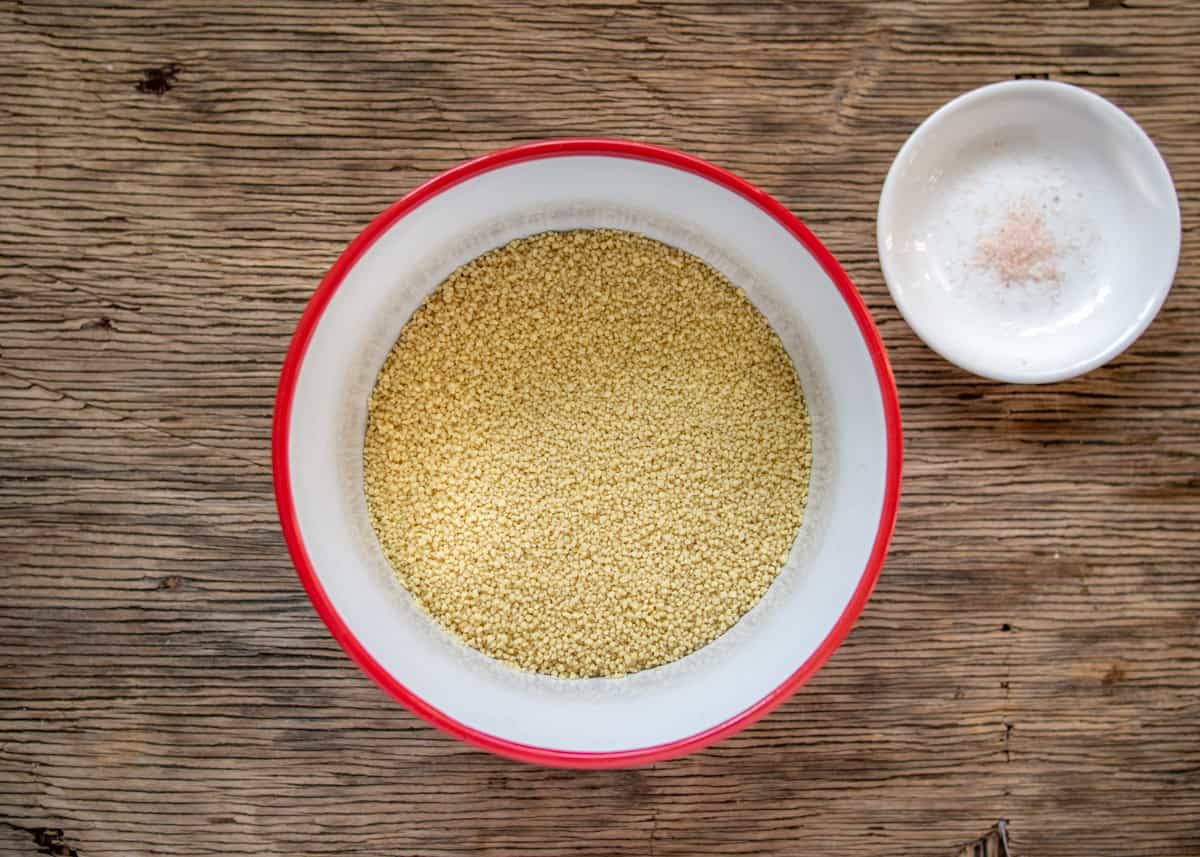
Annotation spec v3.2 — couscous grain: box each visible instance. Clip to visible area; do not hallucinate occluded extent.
[363,229,811,678]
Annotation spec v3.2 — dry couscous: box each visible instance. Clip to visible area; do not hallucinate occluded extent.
[363,229,811,678]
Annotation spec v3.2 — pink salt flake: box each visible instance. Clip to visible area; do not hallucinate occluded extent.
[974,199,1061,285]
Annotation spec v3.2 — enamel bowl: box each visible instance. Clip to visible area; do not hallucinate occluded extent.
[273,140,901,767]
[878,80,1180,383]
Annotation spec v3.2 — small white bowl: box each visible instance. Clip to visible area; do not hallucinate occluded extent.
[274,140,901,767]
[878,80,1180,383]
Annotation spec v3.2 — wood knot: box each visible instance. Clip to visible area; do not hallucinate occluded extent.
[1102,663,1127,686]
[157,575,183,591]
[29,828,77,857]
[82,317,114,331]
[136,63,180,95]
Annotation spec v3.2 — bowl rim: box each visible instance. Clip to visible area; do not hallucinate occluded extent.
[272,138,903,768]
[876,79,1182,384]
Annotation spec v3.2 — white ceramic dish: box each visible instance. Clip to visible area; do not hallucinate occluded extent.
[273,140,901,767]
[877,80,1180,384]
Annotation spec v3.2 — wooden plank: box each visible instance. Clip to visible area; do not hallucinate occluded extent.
[1,0,1198,855]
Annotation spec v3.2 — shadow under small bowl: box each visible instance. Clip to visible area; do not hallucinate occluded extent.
[273,139,901,767]
[877,80,1181,384]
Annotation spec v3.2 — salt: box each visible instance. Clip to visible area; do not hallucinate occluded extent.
[974,198,1060,285]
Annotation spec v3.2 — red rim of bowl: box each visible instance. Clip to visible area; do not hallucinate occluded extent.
[272,138,903,768]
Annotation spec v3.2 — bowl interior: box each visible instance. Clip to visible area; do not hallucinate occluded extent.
[283,152,894,756]
[878,81,1180,383]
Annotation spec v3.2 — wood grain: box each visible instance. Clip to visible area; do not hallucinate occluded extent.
[1,1,1197,855]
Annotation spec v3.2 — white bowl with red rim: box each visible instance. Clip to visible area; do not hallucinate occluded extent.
[273,139,901,767]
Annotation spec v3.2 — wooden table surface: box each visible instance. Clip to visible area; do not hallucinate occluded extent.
[2,1,1197,855]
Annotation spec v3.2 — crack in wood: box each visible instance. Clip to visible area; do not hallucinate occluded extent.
[956,820,1010,857]
[1,822,79,857]
[0,367,268,472]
